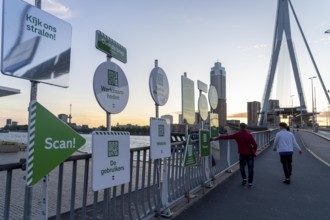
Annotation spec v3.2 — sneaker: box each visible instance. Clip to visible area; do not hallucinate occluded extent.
[283,179,290,184]
[248,183,253,188]
[241,179,247,186]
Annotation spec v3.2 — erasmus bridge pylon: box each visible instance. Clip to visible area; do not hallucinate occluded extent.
[258,0,330,127]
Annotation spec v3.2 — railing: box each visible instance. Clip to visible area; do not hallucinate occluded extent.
[0,129,277,220]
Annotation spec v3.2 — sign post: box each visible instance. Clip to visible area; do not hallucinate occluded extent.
[148,60,172,217]
[197,80,212,187]
[1,0,73,218]
[94,31,129,219]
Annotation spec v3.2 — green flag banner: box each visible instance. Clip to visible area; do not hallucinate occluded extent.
[183,135,197,167]
[26,101,86,186]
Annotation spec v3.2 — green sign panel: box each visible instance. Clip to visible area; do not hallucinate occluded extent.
[95,30,127,63]
[26,101,86,186]
[183,135,197,167]
[199,129,210,157]
[210,113,219,138]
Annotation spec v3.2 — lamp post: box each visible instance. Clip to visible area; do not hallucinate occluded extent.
[291,94,294,129]
[299,92,303,128]
[328,90,330,127]
[309,76,317,130]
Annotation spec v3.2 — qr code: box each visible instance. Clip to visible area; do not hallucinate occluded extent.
[157,74,163,86]
[108,69,118,86]
[158,124,164,137]
[108,141,119,157]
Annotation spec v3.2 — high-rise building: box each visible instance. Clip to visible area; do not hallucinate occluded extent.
[161,114,173,124]
[58,114,68,123]
[6,119,12,126]
[210,61,227,127]
[247,101,261,126]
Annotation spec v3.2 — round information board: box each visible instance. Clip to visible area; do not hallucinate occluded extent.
[198,94,208,121]
[149,67,169,106]
[208,85,218,110]
[93,61,129,114]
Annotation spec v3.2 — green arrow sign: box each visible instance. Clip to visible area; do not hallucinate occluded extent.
[183,135,197,167]
[26,101,86,186]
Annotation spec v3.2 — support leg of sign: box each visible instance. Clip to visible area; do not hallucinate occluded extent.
[41,175,49,219]
[160,158,173,218]
[204,157,213,188]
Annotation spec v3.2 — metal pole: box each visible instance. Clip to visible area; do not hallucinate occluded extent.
[291,95,294,129]
[309,76,316,130]
[299,93,303,127]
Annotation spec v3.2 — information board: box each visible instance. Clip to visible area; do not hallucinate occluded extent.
[181,76,195,125]
[92,131,130,191]
[1,0,72,87]
[199,129,210,157]
[150,117,171,159]
[149,66,169,106]
[93,61,129,114]
[183,135,197,167]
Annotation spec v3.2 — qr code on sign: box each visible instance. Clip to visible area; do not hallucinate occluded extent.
[108,141,119,157]
[108,69,118,86]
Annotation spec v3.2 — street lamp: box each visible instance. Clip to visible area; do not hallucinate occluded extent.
[291,94,294,128]
[299,92,303,128]
[309,76,317,130]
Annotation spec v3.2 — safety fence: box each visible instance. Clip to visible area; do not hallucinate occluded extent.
[0,129,277,220]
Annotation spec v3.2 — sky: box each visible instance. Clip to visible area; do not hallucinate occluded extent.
[1,0,330,128]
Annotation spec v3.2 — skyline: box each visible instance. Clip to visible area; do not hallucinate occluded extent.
[1,0,330,127]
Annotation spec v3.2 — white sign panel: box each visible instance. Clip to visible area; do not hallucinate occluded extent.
[93,61,129,114]
[149,66,169,106]
[92,131,130,191]
[150,117,171,159]
[1,0,72,87]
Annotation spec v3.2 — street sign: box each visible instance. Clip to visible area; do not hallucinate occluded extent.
[93,61,129,114]
[149,66,169,106]
[1,0,72,88]
[181,75,195,125]
[198,94,208,121]
[26,101,86,186]
[197,80,208,93]
[92,131,130,191]
[150,117,171,159]
[95,30,127,63]
[199,129,210,157]
[208,85,218,110]
[183,135,197,167]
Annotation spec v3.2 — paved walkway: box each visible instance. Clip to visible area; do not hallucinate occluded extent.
[173,130,330,220]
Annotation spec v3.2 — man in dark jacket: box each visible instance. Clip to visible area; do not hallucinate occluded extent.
[210,123,257,187]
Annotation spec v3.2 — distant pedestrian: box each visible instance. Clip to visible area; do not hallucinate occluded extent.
[210,123,257,187]
[273,122,302,184]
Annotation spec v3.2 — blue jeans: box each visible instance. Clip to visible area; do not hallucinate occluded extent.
[239,154,254,183]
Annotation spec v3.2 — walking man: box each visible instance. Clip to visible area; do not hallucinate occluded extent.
[211,123,257,187]
[273,122,302,184]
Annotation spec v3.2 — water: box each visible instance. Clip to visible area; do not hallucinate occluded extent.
[0,131,150,154]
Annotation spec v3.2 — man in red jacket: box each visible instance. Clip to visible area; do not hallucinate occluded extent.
[211,123,258,187]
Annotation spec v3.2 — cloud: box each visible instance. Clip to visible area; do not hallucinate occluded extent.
[25,0,73,19]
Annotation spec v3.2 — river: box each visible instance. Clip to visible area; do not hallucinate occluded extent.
[0,131,150,154]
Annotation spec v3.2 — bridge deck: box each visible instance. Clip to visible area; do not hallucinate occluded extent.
[171,130,330,220]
